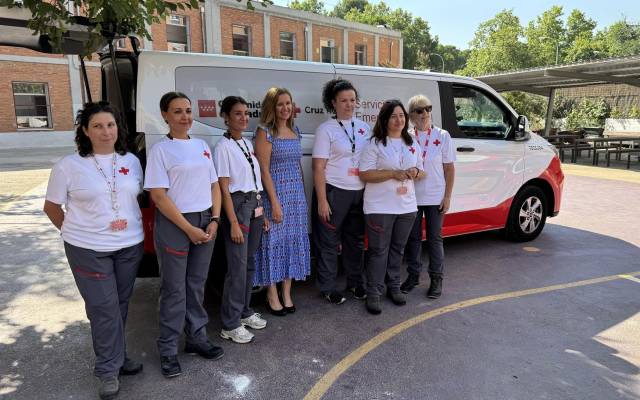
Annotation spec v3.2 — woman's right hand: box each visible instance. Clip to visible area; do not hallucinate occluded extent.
[231,222,245,244]
[272,201,284,224]
[318,199,332,223]
[187,226,210,245]
[392,170,410,181]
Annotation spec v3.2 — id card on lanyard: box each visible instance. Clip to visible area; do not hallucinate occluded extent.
[338,119,360,176]
[232,137,264,217]
[390,140,409,196]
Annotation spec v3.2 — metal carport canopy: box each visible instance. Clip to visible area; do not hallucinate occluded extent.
[476,55,640,135]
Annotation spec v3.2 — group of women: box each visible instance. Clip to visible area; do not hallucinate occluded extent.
[43,78,455,400]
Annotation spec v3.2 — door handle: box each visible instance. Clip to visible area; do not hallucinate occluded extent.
[456,147,475,152]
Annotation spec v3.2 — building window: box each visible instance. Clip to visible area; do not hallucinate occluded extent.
[233,25,251,56]
[166,14,189,52]
[320,38,337,63]
[280,32,295,60]
[12,82,52,129]
[355,44,366,65]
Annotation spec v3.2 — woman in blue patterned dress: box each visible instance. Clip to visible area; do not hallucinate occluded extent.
[254,87,311,315]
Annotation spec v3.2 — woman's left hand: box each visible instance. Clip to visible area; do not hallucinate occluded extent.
[263,218,271,232]
[205,221,219,241]
[406,167,419,179]
[439,196,451,215]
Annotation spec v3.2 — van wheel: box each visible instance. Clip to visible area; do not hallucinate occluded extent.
[504,186,547,242]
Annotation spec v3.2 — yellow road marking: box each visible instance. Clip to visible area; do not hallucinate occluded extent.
[304,271,640,400]
[619,274,640,284]
[522,246,541,252]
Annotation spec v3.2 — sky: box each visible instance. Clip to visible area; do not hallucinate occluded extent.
[270,0,640,49]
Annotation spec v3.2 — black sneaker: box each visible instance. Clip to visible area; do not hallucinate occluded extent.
[324,291,346,305]
[427,277,443,299]
[99,376,119,400]
[400,274,420,294]
[119,357,143,376]
[366,295,382,315]
[184,340,225,360]
[160,355,181,378]
[386,290,407,306]
[347,285,367,300]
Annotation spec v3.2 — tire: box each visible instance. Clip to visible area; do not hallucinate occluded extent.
[504,185,547,242]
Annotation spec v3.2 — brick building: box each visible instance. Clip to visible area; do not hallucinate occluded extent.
[0,0,402,147]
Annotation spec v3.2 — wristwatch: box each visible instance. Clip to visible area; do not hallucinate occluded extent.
[210,216,220,224]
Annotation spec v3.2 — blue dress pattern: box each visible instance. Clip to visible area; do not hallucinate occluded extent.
[254,127,311,285]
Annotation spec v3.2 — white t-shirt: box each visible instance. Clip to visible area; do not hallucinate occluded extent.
[144,137,218,213]
[412,126,456,206]
[312,118,371,190]
[213,136,264,193]
[46,152,144,252]
[359,137,424,215]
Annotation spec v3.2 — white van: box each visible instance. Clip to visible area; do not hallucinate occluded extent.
[109,51,563,266]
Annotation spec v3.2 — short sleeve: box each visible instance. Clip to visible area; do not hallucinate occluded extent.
[144,144,170,189]
[312,125,331,158]
[205,144,218,184]
[359,141,378,172]
[45,160,69,205]
[441,130,456,163]
[129,154,144,193]
[213,142,231,178]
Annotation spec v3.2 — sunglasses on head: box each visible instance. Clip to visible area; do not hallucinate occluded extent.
[412,105,432,114]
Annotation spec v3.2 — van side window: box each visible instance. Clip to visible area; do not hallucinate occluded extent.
[451,84,511,139]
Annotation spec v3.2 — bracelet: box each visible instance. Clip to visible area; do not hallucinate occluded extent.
[209,216,220,224]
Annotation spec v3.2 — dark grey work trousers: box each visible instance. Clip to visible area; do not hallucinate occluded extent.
[220,191,263,331]
[313,184,365,294]
[64,241,143,378]
[404,205,445,278]
[154,209,214,357]
[365,212,417,297]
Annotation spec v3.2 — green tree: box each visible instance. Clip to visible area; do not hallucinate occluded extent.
[330,0,368,18]
[563,10,600,62]
[435,44,469,74]
[594,19,640,57]
[525,5,566,66]
[0,0,271,57]
[462,10,530,76]
[289,0,326,15]
[502,91,547,130]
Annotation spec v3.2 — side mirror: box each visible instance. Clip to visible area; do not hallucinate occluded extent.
[514,115,530,141]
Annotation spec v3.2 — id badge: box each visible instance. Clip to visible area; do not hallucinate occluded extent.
[110,218,128,231]
[254,206,264,218]
[348,167,360,176]
[396,186,408,195]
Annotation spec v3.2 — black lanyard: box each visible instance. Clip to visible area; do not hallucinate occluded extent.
[231,136,260,193]
[337,119,356,155]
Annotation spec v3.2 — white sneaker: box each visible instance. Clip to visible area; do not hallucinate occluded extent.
[240,313,267,330]
[220,326,254,344]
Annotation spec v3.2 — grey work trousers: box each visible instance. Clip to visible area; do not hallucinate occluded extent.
[365,212,417,297]
[404,205,445,278]
[64,241,143,378]
[312,184,365,294]
[154,209,214,357]
[220,191,263,331]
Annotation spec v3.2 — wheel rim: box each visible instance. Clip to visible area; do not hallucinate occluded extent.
[518,196,543,234]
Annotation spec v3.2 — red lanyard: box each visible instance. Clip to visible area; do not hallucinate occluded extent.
[414,127,431,159]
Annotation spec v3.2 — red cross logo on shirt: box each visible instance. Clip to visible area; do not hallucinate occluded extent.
[358,128,365,135]
[433,139,441,147]
[203,150,211,159]
[118,167,129,175]
[409,146,416,154]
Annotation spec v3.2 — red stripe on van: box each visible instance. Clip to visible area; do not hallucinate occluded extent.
[441,197,513,237]
[537,155,564,214]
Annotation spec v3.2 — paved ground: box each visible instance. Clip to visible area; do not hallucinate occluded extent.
[1,149,639,399]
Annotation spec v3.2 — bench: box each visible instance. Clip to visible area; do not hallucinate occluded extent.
[605,148,640,169]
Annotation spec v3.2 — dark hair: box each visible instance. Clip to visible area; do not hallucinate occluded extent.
[220,96,249,137]
[371,99,413,146]
[74,101,128,157]
[160,91,191,112]
[322,78,359,114]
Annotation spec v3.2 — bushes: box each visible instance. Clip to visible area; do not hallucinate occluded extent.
[565,98,610,130]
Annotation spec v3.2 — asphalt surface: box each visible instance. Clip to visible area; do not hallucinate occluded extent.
[1,152,639,400]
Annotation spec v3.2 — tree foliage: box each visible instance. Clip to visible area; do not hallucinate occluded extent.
[329,0,368,19]
[288,0,326,15]
[0,0,271,57]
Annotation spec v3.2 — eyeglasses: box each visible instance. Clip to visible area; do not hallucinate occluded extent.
[412,105,432,114]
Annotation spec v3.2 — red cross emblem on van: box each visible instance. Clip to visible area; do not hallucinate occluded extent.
[198,100,217,117]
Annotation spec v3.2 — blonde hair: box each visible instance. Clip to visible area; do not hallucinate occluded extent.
[407,94,432,113]
[259,87,295,138]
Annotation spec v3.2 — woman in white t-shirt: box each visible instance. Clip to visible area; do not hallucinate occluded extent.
[214,96,269,345]
[401,94,456,299]
[144,92,223,378]
[359,99,425,315]
[44,102,144,399]
[312,78,370,305]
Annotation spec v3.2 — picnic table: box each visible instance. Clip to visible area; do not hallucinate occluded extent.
[571,136,640,167]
